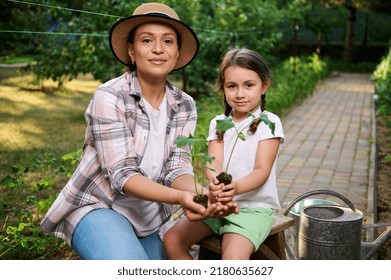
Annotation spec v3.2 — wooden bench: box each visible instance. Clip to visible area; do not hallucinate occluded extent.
[197,214,295,260]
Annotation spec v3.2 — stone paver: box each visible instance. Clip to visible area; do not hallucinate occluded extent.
[277,72,376,237]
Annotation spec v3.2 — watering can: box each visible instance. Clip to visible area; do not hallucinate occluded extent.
[282,189,391,260]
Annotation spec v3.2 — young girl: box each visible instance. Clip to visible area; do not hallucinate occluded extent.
[163,47,284,260]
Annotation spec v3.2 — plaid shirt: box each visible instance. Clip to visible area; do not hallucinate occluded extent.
[40,71,196,245]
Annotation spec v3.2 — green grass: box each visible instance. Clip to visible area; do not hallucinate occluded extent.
[0,70,99,219]
[0,71,98,180]
[0,55,36,64]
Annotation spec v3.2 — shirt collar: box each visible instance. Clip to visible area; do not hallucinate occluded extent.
[230,106,263,119]
[128,71,182,112]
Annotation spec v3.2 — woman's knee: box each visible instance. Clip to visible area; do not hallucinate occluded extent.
[72,208,149,260]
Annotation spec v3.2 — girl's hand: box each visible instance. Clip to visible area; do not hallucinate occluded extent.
[217,182,236,203]
[209,201,239,218]
[208,177,224,201]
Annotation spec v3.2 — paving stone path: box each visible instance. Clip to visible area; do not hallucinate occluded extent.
[276,72,376,240]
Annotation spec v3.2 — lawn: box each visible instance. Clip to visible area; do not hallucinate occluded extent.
[0,70,99,180]
[0,68,101,259]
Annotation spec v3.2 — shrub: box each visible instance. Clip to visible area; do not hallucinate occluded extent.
[372,47,391,116]
[0,152,79,259]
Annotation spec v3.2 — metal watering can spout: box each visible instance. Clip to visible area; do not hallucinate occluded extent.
[282,189,391,260]
[361,224,391,260]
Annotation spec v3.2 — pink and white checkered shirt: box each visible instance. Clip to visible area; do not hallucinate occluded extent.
[40,71,197,245]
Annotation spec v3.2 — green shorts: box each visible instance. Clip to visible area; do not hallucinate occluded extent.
[203,208,275,251]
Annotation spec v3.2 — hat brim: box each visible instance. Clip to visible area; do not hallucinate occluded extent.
[109,14,199,70]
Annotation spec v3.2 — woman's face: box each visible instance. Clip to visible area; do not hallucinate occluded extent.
[223,65,269,121]
[128,22,180,80]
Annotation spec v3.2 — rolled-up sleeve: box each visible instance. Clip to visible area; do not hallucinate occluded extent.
[163,99,197,186]
[86,88,141,195]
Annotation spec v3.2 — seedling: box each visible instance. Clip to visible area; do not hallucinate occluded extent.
[175,134,215,208]
[215,112,275,185]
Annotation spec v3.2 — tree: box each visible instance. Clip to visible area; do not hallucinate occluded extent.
[310,0,391,63]
[3,0,293,91]
[186,0,288,92]
[0,1,50,56]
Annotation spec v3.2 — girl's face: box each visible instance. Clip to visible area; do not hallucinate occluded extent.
[223,65,270,121]
[128,22,180,81]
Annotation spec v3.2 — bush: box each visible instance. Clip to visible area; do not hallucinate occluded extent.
[0,152,79,259]
[372,48,391,116]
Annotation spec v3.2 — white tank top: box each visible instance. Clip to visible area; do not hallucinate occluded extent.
[139,94,168,181]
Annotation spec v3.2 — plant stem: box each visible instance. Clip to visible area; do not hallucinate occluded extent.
[189,144,199,195]
[193,171,199,195]
[224,126,241,174]
[200,161,207,196]
[223,116,259,173]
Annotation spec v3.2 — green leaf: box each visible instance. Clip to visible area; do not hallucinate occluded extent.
[216,118,235,132]
[175,134,204,148]
[175,135,192,148]
[200,154,215,163]
[238,132,246,141]
[11,166,19,173]
[6,182,16,189]
[259,113,276,136]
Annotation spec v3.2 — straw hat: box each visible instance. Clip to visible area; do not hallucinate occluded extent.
[109,2,199,70]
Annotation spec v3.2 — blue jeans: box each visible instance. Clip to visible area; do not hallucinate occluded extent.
[72,208,167,260]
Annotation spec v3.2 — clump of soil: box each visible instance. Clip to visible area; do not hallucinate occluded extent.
[216,172,233,194]
[193,194,208,208]
[216,172,232,185]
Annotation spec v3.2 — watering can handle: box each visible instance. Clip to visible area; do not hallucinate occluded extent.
[281,189,356,216]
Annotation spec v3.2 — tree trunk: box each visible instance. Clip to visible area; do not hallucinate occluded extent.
[343,5,356,63]
[363,12,369,47]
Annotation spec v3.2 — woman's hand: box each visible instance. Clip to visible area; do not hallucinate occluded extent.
[179,191,210,221]
[179,191,239,221]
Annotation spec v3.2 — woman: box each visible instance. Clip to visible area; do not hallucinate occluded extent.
[40,2,236,260]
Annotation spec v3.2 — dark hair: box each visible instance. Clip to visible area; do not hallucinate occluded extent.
[215,47,272,141]
[126,21,182,72]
